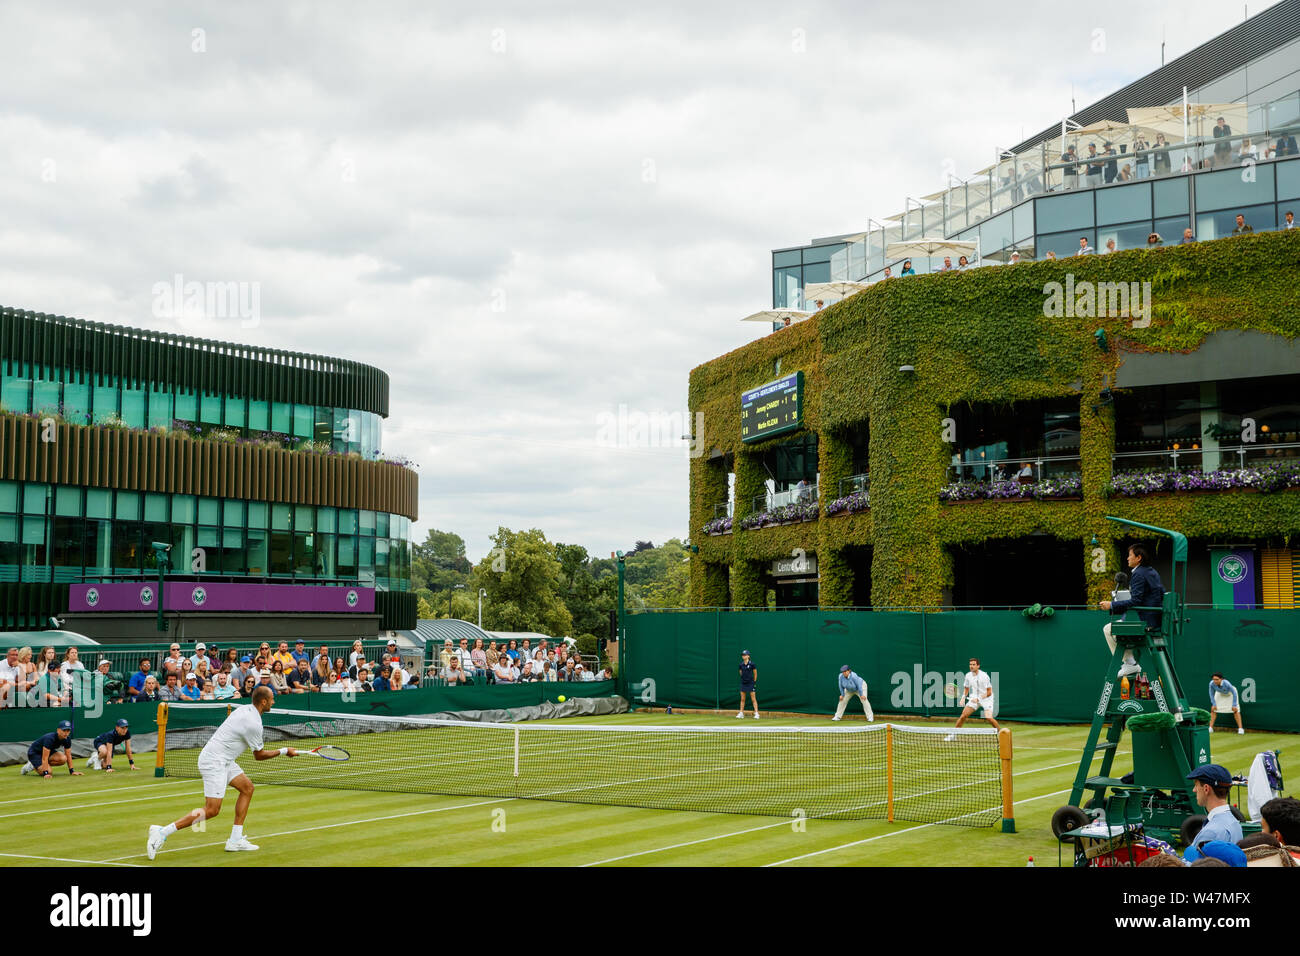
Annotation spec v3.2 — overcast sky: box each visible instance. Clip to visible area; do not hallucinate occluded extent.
[0,1,1270,561]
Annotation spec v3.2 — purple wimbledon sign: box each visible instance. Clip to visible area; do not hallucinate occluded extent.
[69,582,375,614]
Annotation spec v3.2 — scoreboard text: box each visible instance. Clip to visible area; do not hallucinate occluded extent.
[741,372,803,443]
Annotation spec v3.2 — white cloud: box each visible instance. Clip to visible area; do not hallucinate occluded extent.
[0,0,1270,560]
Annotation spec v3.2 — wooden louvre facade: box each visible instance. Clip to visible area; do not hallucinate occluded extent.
[0,415,418,520]
[0,306,389,417]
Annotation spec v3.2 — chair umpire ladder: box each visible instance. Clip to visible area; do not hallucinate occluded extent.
[1068,517,1194,809]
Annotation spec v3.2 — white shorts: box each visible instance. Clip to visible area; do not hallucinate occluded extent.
[198,760,247,799]
[965,696,996,715]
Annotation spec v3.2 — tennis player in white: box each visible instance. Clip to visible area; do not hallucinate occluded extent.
[946,657,999,740]
[146,686,297,859]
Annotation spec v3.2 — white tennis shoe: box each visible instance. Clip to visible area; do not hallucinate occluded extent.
[146,825,166,860]
[735,711,745,718]
[944,733,955,742]
[752,713,760,719]
[19,761,33,775]
[224,836,259,852]
[1237,728,1245,735]
[831,716,841,721]
[1117,662,1142,677]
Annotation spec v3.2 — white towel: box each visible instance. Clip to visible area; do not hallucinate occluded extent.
[1247,752,1280,821]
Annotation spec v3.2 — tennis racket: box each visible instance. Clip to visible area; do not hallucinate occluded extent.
[943,683,966,705]
[305,745,350,761]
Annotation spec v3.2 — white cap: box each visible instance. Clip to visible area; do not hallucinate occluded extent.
[194,643,206,651]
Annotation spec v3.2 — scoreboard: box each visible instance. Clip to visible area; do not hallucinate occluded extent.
[741,372,803,443]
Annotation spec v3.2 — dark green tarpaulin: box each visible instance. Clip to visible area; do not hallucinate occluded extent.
[0,680,617,746]
[625,610,1298,732]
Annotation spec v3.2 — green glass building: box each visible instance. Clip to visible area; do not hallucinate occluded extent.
[0,306,418,640]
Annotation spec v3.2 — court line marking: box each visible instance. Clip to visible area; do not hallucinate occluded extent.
[3,790,215,817]
[0,778,190,805]
[763,788,1074,867]
[581,818,796,866]
[578,758,1100,866]
[99,795,516,862]
[0,852,143,868]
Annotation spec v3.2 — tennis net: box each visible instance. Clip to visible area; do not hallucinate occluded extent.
[156,704,1013,827]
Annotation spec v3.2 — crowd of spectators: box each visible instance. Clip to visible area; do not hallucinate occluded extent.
[1137,796,1300,868]
[1,634,612,708]
[429,636,612,686]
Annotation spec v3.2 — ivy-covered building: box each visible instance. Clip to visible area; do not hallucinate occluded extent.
[692,7,1300,611]
[689,229,1300,611]
[0,306,418,639]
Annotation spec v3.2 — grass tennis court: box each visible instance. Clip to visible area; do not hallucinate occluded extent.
[2,712,1292,867]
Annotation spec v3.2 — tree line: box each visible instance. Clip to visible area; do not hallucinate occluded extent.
[411,528,689,648]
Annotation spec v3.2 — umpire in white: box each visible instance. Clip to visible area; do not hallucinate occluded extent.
[833,665,873,721]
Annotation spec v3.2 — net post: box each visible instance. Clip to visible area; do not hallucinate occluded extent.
[513,726,520,778]
[885,723,894,823]
[154,702,169,778]
[998,727,1015,833]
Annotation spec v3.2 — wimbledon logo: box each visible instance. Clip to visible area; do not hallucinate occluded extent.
[85,587,100,608]
[1216,554,1247,585]
[139,586,155,606]
[191,586,207,607]
[346,589,359,608]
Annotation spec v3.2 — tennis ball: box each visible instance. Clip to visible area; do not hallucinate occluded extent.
[557,695,566,703]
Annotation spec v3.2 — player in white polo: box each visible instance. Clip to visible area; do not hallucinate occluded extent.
[946,657,999,740]
[146,686,297,859]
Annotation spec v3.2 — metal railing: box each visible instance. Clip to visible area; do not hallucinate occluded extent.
[750,481,819,515]
[2,640,398,689]
[713,500,734,519]
[947,454,1082,483]
[815,107,1300,285]
[1112,441,1300,472]
[837,474,870,496]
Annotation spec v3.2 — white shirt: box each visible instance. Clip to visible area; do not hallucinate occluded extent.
[199,705,264,766]
[59,661,85,692]
[0,659,23,687]
[963,670,993,701]
[0,660,23,705]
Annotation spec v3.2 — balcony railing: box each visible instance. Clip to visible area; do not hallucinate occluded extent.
[838,473,870,496]
[713,501,734,519]
[1112,442,1300,472]
[815,105,1300,284]
[948,454,1081,484]
[751,481,819,515]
